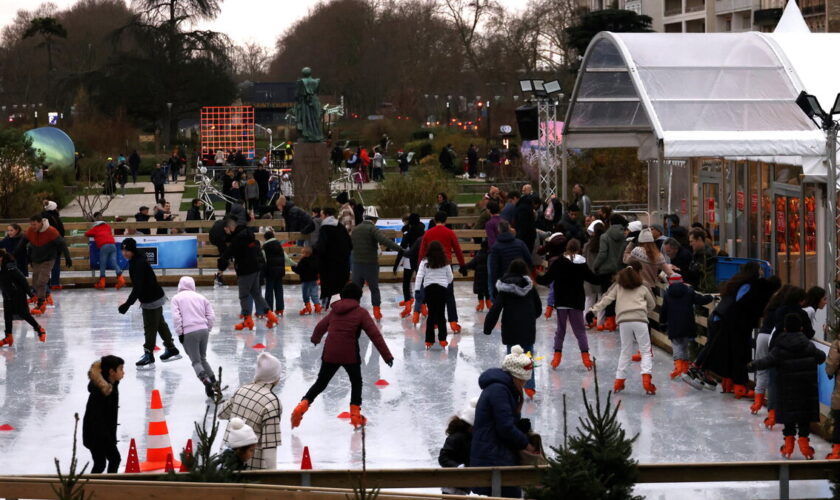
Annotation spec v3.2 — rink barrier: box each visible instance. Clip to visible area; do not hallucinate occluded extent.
[13,461,838,500]
[0,477,499,500]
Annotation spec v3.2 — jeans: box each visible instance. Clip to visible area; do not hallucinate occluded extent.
[671,337,690,361]
[617,321,652,379]
[302,281,319,304]
[141,306,175,353]
[425,284,448,344]
[238,271,270,316]
[88,443,121,473]
[506,343,535,391]
[303,362,363,406]
[352,262,381,307]
[182,329,213,379]
[553,309,588,353]
[264,268,285,311]
[98,243,122,278]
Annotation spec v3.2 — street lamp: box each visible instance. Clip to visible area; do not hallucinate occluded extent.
[796,90,840,335]
[166,102,173,150]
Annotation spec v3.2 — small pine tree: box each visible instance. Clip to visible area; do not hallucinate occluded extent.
[52,413,93,500]
[527,364,643,500]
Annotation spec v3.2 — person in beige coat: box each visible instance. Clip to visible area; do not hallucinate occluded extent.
[587,261,656,395]
[825,338,840,459]
[623,228,672,287]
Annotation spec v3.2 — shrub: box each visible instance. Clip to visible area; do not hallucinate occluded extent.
[0,126,48,218]
[373,165,459,218]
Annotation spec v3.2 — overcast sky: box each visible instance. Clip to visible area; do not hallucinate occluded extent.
[1,0,529,50]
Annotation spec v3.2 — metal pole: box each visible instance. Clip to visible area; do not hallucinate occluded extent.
[826,123,838,336]
[778,463,790,500]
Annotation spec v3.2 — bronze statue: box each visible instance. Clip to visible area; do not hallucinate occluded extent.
[294,67,323,143]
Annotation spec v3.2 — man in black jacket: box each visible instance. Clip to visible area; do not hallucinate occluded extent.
[150,164,167,204]
[513,194,537,253]
[209,217,231,287]
[117,238,180,368]
[253,164,270,205]
[220,219,278,330]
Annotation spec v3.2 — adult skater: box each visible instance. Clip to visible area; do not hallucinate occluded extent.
[351,207,401,320]
[209,216,231,287]
[0,249,44,346]
[0,223,28,276]
[26,214,72,315]
[85,212,126,289]
[314,206,352,309]
[485,259,542,399]
[171,276,220,399]
[291,283,394,430]
[117,238,181,368]
[42,200,66,290]
[218,218,279,330]
[470,346,537,498]
[418,211,466,332]
[218,352,283,470]
[83,354,124,473]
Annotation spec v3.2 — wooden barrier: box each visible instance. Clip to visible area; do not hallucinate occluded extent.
[16,461,838,500]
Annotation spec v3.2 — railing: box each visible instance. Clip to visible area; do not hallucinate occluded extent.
[11,461,838,500]
[715,0,756,13]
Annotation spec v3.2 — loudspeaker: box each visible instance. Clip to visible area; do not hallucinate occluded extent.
[515,105,538,141]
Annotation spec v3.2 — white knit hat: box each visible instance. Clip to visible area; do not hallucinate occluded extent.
[502,345,533,381]
[586,220,603,234]
[627,220,643,233]
[44,200,57,211]
[638,228,654,243]
[459,397,479,426]
[253,352,282,384]
[225,417,258,449]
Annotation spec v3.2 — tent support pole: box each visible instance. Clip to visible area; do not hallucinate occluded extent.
[827,123,838,337]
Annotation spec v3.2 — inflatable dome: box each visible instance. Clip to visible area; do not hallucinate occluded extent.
[24,127,75,171]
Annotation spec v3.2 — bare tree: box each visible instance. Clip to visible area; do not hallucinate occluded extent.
[441,0,495,75]
[232,41,272,82]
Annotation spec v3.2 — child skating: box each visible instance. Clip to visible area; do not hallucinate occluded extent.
[171,276,220,400]
[587,261,656,394]
[290,283,394,430]
[292,246,320,315]
[0,248,45,346]
[117,238,181,368]
[415,240,454,349]
[660,273,713,379]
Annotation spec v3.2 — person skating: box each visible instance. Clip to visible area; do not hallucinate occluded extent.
[83,355,124,473]
[292,246,320,315]
[0,249,44,346]
[117,238,181,368]
[747,314,826,460]
[485,259,542,399]
[825,329,840,459]
[415,241,454,349]
[417,211,466,332]
[171,276,220,400]
[592,213,629,331]
[350,207,401,320]
[659,273,713,379]
[218,352,283,469]
[218,219,279,330]
[219,418,259,471]
[85,212,125,289]
[261,230,286,318]
[460,240,490,311]
[536,235,600,371]
[291,283,394,430]
[393,213,425,317]
[314,206,352,309]
[587,261,656,394]
[209,216,231,287]
[26,214,72,315]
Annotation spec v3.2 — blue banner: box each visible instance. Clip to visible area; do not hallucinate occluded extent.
[89,236,198,270]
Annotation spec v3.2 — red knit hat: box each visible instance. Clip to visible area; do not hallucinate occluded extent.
[668,273,683,284]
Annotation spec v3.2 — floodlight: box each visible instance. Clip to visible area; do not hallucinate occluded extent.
[519,80,533,92]
[831,93,840,115]
[796,90,826,121]
[544,80,562,95]
[532,80,545,91]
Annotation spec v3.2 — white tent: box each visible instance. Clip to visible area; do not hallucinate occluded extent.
[563,2,840,170]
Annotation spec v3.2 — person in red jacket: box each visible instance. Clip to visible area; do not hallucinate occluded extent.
[85,213,125,289]
[290,282,394,430]
[416,211,465,332]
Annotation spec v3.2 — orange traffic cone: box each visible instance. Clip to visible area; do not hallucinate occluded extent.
[139,389,182,472]
[179,439,193,472]
[124,438,140,473]
[301,446,313,470]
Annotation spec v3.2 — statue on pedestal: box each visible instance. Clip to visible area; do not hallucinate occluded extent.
[294,67,324,143]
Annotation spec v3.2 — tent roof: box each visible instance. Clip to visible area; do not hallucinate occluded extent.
[563,30,833,160]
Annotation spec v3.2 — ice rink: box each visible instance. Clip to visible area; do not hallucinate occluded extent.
[0,282,831,498]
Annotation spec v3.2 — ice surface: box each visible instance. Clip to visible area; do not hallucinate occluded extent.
[0,283,831,498]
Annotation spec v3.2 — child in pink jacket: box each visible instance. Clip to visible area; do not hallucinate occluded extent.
[171,276,218,399]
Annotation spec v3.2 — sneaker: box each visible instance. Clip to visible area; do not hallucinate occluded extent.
[136,351,155,369]
[160,346,182,362]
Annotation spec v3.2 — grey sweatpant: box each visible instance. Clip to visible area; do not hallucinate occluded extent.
[754,332,770,394]
[672,337,690,361]
[183,329,213,379]
[238,271,270,316]
[352,262,381,306]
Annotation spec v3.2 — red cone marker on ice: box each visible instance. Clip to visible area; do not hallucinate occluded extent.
[337,411,351,419]
[0,424,14,431]
[124,438,140,473]
[154,345,161,351]
[252,343,266,349]
[374,379,389,386]
[301,446,313,470]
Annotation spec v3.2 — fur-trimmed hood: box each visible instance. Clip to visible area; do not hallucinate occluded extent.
[88,361,114,396]
[495,274,533,296]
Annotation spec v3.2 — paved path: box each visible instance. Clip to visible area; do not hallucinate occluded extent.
[61,180,188,219]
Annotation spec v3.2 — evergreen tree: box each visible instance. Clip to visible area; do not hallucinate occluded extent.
[527,364,643,500]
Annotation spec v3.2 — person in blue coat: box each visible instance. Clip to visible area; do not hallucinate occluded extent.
[470,346,536,498]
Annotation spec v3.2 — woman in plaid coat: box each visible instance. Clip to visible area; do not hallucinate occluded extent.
[218,352,283,469]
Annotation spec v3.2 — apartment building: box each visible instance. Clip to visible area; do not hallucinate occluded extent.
[582,0,836,32]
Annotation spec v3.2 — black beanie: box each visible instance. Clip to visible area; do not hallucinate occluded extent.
[783,313,802,333]
[121,237,137,253]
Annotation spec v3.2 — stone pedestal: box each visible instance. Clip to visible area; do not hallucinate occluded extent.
[292,142,330,209]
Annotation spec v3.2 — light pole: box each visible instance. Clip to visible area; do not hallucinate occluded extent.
[166,102,173,152]
[518,79,563,199]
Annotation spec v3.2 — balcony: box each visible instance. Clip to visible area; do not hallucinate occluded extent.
[664,0,682,16]
[686,0,706,13]
[715,0,757,14]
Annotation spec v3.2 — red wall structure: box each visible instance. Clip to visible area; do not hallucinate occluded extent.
[200,106,255,160]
